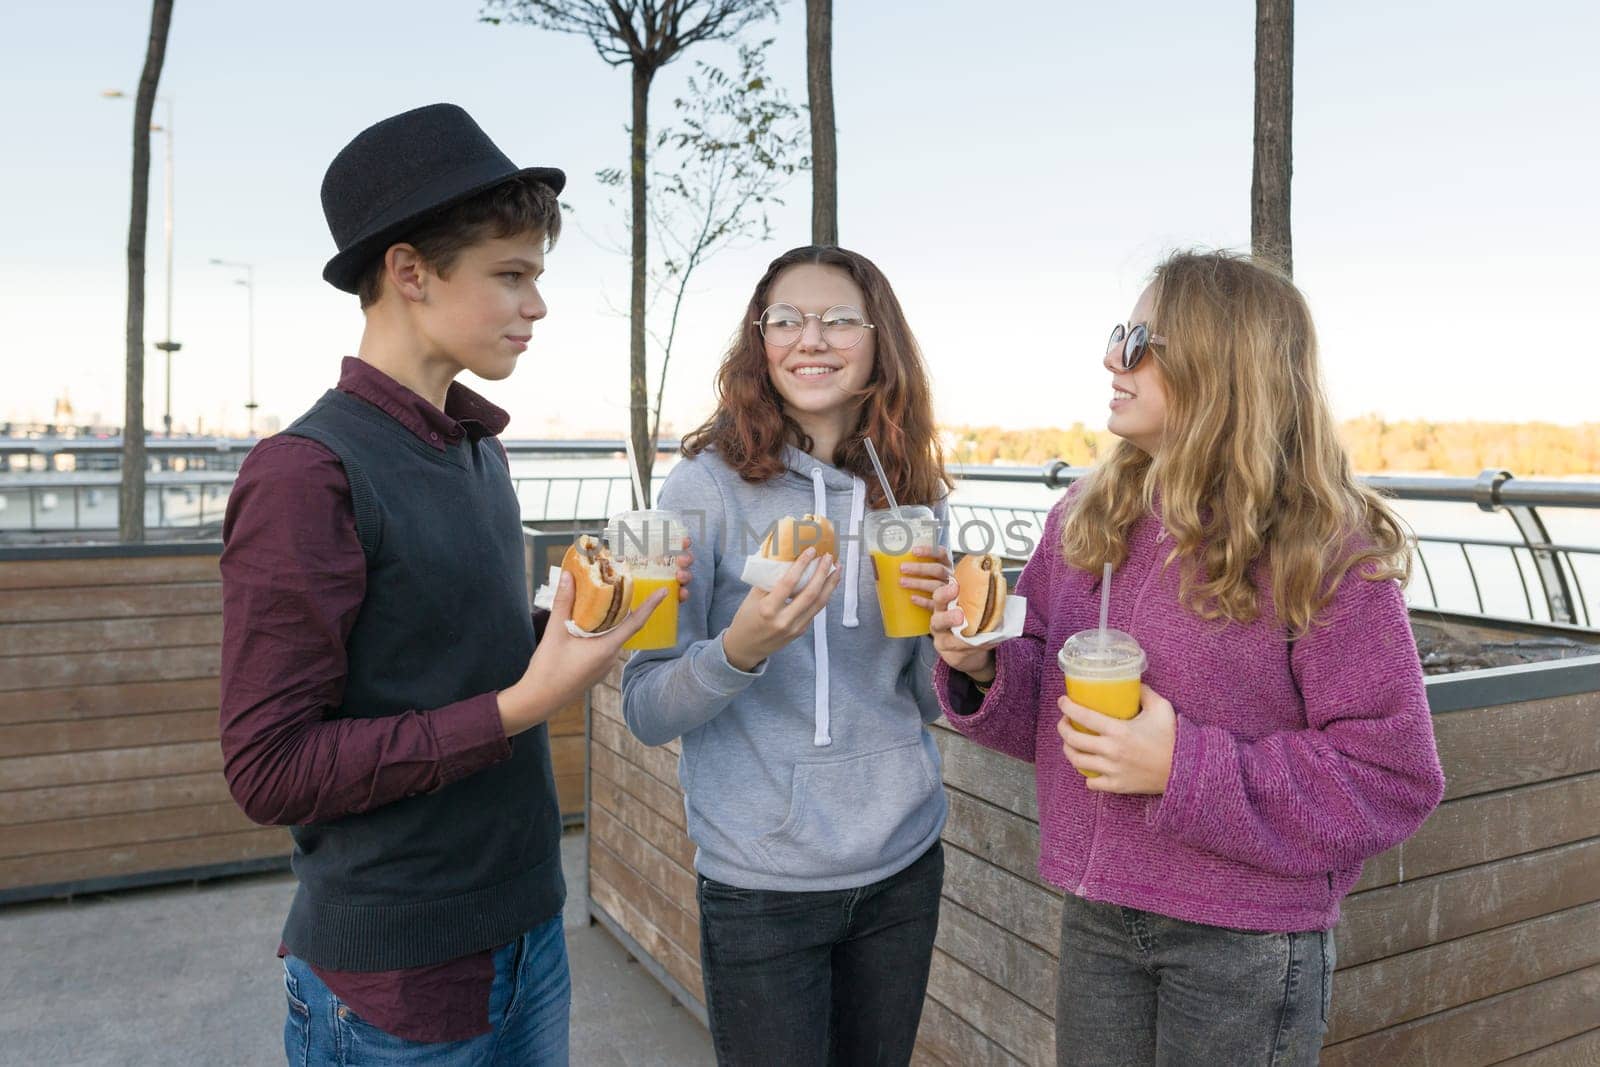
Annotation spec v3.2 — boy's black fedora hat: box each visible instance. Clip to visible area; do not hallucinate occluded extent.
[321,103,565,293]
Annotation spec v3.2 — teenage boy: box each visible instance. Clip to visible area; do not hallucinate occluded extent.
[219,103,682,1065]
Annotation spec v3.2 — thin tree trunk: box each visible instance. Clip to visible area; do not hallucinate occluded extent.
[121,0,175,543]
[806,0,837,245]
[1251,0,1293,275]
[630,62,654,507]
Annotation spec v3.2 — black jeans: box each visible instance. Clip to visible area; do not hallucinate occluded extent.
[1055,892,1334,1067]
[696,841,944,1067]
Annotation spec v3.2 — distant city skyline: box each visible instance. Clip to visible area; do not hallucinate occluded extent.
[3,1,1597,437]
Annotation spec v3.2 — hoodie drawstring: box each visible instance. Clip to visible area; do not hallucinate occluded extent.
[810,467,832,746]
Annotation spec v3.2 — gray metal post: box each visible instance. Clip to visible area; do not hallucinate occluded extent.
[1476,469,1577,624]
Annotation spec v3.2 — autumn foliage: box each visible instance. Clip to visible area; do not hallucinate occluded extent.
[943,418,1600,477]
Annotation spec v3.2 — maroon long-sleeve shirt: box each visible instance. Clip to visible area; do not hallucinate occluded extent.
[220,357,538,1042]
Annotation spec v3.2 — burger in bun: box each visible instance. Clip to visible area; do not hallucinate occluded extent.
[760,514,838,561]
[561,534,633,633]
[953,552,1007,634]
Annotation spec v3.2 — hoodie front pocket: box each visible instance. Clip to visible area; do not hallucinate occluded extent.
[754,739,943,879]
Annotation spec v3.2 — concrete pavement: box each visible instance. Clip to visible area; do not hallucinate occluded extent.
[0,830,713,1066]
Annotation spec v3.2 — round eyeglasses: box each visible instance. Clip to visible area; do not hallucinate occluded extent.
[755,303,875,350]
[1107,322,1168,371]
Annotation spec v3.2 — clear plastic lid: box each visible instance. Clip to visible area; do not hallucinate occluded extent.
[1058,628,1146,679]
[606,509,686,565]
[864,505,938,553]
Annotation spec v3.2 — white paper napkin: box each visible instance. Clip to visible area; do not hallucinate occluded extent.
[951,595,1028,646]
[739,555,836,593]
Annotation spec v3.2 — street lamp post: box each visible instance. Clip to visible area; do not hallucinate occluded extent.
[210,259,257,436]
[103,91,181,437]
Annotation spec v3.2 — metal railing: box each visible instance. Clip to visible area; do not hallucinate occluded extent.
[944,465,1600,628]
[0,438,680,536]
[1366,471,1595,626]
[0,471,237,533]
[3,440,1597,628]
[0,435,683,472]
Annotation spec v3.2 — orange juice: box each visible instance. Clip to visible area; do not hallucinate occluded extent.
[864,506,939,639]
[1064,675,1143,723]
[1058,629,1146,777]
[623,573,679,651]
[872,549,934,638]
[605,508,685,652]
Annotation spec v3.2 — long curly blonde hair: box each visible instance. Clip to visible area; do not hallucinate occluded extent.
[1060,250,1411,636]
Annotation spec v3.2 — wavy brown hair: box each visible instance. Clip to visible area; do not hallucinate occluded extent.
[682,245,952,508]
[1061,250,1411,636]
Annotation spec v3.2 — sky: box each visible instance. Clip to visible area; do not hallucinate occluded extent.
[1,0,1597,438]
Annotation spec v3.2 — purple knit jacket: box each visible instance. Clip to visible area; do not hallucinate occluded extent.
[937,499,1446,932]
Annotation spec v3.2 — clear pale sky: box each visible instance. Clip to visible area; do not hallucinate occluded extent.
[1,1,1596,437]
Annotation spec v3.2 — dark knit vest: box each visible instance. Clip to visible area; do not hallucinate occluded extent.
[277,389,563,970]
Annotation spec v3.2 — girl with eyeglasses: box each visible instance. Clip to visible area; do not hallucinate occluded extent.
[622,245,955,1064]
[928,250,1445,1065]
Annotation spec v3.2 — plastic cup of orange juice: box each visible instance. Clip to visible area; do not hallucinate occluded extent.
[606,509,685,651]
[1058,629,1146,777]
[865,505,939,638]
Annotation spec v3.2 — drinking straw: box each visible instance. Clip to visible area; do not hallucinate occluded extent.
[623,435,648,511]
[1098,562,1113,648]
[862,437,900,515]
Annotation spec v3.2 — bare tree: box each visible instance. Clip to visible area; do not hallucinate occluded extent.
[1251,0,1293,274]
[483,0,778,506]
[596,40,806,444]
[120,0,175,543]
[805,0,836,245]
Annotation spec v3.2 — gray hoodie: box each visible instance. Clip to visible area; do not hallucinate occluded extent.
[621,445,947,891]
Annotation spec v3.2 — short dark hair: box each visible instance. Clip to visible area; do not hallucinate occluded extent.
[356,174,562,308]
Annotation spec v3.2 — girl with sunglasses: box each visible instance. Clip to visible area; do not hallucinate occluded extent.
[928,250,1444,1065]
[622,245,955,1065]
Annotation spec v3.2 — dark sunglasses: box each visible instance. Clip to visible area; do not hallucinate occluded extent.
[1107,323,1168,371]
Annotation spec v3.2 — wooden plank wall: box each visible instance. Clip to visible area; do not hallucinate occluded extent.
[1,537,585,903]
[1319,684,1600,1066]
[0,549,287,900]
[585,655,706,1012]
[920,682,1600,1066]
[584,653,1600,1066]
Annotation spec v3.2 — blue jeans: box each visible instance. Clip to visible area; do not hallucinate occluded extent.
[697,841,944,1066]
[282,915,571,1067]
[1054,893,1333,1067]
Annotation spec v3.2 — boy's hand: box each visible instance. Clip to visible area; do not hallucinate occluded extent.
[498,570,669,736]
[1056,685,1176,794]
[929,578,996,682]
[722,549,841,672]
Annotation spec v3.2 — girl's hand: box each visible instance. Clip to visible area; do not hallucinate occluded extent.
[1057,684,1177,794]
[903,543,954,609]
[929,577,996,682]
[675,534,694,602]
[722,549,842,672]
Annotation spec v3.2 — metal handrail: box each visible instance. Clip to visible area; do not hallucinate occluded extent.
[1,436,685,453]
[4,452,1597,627]
[1,436,684,466]
[948,465,1600,626]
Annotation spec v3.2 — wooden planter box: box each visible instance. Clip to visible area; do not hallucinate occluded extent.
[0,534,585,904]
[0,544,283,903]
[585,636,1600,1064]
